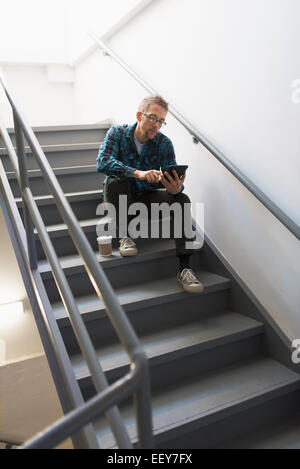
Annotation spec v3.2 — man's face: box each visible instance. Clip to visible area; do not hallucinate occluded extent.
[136,103,168,141]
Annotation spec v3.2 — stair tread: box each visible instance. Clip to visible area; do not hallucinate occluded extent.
[35,216,99,234]
[6,164,97,179]
[217,411,300,449]
[94,356,300,448]
[4,122,111,134]
[0,142,101,156]
[71,311,264,381]
[38,238,176,274]
[15,189,101,206]
[52,270,231,321]
[36,210,173,235]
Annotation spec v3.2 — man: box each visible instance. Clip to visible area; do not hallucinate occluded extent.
[97,94,203,293]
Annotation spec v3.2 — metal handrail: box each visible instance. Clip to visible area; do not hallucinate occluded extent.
[89,31,300,242]
[22,361,142,449]
[0,72,153,449]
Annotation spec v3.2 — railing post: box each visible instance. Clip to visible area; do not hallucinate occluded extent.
[133,353,154,449]
[13,112,38,270]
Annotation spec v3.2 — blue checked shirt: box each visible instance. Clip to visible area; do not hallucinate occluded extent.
[97,122,180,194]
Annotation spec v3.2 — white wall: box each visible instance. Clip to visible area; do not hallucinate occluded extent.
[0,0,144,64]
[0,205,43,362]
[0,191,72,445]
[74,48,148,124]
[0,0,146,125]
[0,64,78,127]
[65,0,142,62]
[0,354,73,447]
[108,0,300,226]
[0,0,70,63]
[73,0,300,341]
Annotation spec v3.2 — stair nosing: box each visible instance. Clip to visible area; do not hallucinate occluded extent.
[153,377,300,447]
[16,189,102,207]
[3,123,111,134]
[53,271,231,326]
[35,215,174,238]
[39,242,176,277]
[72,311,265,383]
[217,411,300,449]
[94,356,300,448]
[34,217,99,237]
[6,164,98,179]
[0,142,101,156]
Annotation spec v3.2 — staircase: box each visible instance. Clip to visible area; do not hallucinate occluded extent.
[1,124,300,449]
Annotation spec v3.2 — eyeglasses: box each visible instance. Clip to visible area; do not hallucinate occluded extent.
[141,112,167,126]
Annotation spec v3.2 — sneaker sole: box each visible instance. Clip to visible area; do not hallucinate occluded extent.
[119,249,138,257]
[177,277,204,294]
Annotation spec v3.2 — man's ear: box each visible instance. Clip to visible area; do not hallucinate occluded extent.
[136,111,142,122]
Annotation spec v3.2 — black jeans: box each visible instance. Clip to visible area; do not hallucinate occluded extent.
[103,177,195,257]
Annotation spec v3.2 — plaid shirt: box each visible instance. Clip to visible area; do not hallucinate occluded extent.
[96,122,178,194]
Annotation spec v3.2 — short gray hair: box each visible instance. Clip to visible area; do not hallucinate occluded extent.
[138,94,169,113]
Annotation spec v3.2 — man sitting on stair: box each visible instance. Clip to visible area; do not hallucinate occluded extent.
[96,94,203,294]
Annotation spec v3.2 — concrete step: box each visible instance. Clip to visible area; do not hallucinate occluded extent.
[40,240,201,302]
[71,311,264,400]
[0,142,101,172]
[34,209,178,260]
[38,238,176,275]
[0,123,110,147]
[53,269,231,354]
[52,269,230,325]
[93,356,300,449]
[217,411,300,448]
[34,215,104,260]
[6,165,104,197]
[16,189,103,225]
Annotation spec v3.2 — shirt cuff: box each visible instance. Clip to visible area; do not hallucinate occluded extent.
[125,167,136,177]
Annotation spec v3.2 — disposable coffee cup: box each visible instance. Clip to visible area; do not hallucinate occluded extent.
[97,236,112,257]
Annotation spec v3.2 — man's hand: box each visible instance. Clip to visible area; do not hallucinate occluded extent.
[132,169,163,183]
[160,169,186,195]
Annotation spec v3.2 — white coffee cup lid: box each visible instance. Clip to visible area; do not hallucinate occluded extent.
[97,236,112,244]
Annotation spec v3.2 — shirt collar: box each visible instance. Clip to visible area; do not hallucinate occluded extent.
[126,122,160,145]
[126,122,137,141]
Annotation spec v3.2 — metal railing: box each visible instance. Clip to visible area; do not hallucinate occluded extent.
[0,71,153,449]
[89,31,300,242]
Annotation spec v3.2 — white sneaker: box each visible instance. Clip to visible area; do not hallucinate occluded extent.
[119,237,138,257]
[177,268,203,293]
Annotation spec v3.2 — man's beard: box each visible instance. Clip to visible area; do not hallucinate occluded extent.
[146,129,157,139]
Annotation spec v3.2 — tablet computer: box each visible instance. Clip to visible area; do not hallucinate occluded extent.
[167,165,188,178]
